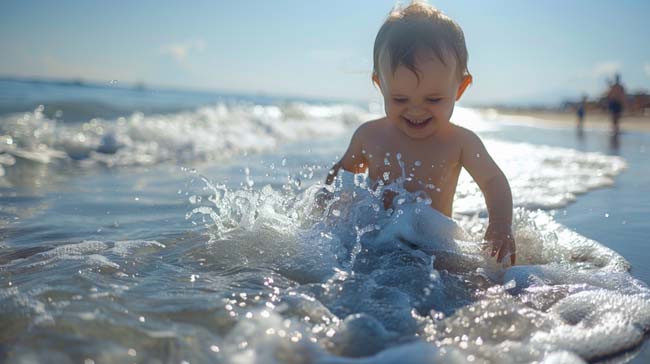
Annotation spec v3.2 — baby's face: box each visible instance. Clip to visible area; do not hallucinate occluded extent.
[377,51,464,140]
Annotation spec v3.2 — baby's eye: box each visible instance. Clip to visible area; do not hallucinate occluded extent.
[426,98,442,104]
[392,98,408,103]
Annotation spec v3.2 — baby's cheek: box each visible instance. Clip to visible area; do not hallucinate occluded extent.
[442,101,455,119]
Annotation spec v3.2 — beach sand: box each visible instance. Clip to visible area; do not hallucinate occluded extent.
[482,108,650,132]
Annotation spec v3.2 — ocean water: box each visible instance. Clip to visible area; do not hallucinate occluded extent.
[1,80,649,364]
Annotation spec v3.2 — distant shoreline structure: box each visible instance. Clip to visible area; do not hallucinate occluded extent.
[561,92,650,117]
[0,75,145,92]
[470,91,650,118]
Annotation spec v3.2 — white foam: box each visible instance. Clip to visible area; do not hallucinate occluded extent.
[1,240,165,272]
[531,290,650,359]
[451,106,500,133]
[187,170,650,363]
[0,102,373,170]
[454,140,626,213]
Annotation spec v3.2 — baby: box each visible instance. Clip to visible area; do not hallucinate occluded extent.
[325,1,515,265]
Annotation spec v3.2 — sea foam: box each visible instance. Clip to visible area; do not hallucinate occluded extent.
[179,167,650,363]
[0,102,371,172]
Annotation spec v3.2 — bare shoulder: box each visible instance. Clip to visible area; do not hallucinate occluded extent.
[449,124,484,148]
[357,117,388,134]
[351,117,388,143]
[334,118,388,176]
[451,124,500,180]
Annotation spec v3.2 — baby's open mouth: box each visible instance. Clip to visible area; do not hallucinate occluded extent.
[402,116,432,129]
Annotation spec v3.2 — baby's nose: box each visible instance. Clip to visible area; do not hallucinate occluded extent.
[408,104,426,114]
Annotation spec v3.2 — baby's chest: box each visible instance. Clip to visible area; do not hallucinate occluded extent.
[364,147,461,186]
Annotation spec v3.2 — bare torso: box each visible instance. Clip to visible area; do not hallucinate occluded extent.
[327,116,515,264]
[357,118,463,216]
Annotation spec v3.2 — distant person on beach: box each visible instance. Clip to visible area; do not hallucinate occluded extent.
[607,74,626,134]
[321,1,515,265]
[576,94,587,132]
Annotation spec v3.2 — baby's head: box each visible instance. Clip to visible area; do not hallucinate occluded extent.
[372,1,472,139]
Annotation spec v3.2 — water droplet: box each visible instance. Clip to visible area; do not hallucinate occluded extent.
[244,167,254,187]
[414,160,422,167]
[281,158,287,166]
[383,172,390,180]
[384,158,390,166]
[110,80,118,85]
[476,153,481,158]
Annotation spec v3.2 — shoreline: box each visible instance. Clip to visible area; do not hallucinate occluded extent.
[481,108,650,132]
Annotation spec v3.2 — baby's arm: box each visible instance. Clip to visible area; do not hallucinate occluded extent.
[315,127,368,209]
[325,126,368,185]
[459,128,515,265]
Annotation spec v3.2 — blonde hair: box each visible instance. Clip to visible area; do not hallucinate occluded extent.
[373,1,470,83]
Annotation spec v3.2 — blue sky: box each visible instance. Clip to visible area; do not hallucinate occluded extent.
[1,0,649,105]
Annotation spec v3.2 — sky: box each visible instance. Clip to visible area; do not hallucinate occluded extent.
[1,0,649,106]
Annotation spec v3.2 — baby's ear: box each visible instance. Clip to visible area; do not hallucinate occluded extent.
[372,73,381,89]
[456,75,472,101]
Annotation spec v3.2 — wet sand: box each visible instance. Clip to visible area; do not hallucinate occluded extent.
[482,108,650,132]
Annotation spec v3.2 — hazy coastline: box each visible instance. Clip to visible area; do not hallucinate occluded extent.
[481,107,650,132]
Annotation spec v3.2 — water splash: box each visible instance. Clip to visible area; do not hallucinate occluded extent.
[180,169,650,362]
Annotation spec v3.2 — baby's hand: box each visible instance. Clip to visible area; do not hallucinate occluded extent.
[484,223,516,265]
